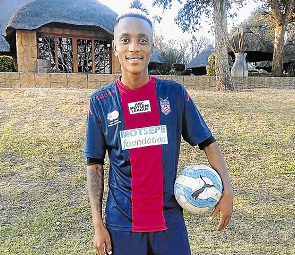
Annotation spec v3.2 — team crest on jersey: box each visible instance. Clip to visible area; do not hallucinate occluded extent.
[159,97,171,115]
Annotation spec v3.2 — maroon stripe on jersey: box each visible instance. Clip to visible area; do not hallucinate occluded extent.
[117,77,167,232]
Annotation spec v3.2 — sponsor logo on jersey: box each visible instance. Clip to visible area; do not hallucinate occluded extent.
[120,125,168,150]
[128,100,151,115]
[107,110,121,127]
[96,90,115,101]
[159,97,171,115]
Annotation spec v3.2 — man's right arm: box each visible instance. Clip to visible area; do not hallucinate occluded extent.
[87,164,112,255]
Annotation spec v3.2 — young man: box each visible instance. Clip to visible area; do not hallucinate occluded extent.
[84,11,234,255]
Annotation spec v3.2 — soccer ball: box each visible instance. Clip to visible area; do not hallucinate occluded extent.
[174,165,223,214]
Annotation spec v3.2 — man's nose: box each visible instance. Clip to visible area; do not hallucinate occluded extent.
[128,40,140,52]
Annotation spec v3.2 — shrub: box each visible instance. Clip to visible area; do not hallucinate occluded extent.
[149,69,162,75]
[181,69,192,75]
[206,53,216,76]
[0,56,15,72]
[172,63,185,72]
[206,53,234,76]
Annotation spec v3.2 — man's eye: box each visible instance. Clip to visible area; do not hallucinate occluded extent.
[140,38,148,44]
[121,38,129,43]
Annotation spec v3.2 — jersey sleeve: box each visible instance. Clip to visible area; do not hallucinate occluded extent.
[83,96,107,160]
[181,87,213,147]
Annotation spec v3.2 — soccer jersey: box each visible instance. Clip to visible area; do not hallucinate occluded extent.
[84,76,213,232]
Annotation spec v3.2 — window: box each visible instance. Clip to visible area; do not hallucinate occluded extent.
[37,34,111,74]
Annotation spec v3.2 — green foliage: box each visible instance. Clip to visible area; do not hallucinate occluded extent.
[0,56,15,72]
[206,53,233,76]
[206,53,216,76]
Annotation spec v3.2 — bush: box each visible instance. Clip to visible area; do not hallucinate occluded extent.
[206,53,216,76]
[181,69,192,75]
[0,56,15,72]
[172,63,185,72]
[148,69,162,75]
[206,53,233,76]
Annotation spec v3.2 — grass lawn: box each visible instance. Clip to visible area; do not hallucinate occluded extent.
[0,87,294,255]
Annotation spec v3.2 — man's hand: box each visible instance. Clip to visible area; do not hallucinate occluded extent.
[203,142,234,232]
[209,191,234,232]
[94,226,112,255]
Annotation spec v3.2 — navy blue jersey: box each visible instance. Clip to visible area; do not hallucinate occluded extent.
[84,77,213,232]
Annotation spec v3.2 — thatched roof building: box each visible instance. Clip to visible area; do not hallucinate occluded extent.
[1,0,120,74]
[187,45,214,75]
[229,27,273,62]
[5,0,117,39]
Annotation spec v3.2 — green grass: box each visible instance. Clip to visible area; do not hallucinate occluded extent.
[0,88,294,254]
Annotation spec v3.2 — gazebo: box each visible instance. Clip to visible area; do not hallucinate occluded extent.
[187,45,214,75]
[3,0,120,74]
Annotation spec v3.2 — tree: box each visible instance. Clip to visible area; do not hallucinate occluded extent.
[153,33,210,74]
[152,0,245,90]
[129,0,149,14]
[265,0,295,76]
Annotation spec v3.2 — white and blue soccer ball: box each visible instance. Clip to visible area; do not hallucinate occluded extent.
[174,165,223,214]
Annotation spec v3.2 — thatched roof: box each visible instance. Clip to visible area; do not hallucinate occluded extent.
[229,27,273,62]
[0,0,32,52]
[150,47,164,64]
[187,45,214,69]
[5,0,118,42]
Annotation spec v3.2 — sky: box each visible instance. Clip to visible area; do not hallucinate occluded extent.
[98,0,260,43]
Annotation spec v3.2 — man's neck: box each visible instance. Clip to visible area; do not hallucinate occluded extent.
[121,71,150,90]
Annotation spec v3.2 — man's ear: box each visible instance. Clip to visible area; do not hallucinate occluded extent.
[112,40,117,56]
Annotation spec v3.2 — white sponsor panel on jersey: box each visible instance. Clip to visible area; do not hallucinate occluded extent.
[128,100,151,115]
[120,125,168,150]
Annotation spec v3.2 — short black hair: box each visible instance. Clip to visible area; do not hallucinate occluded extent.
[114,10,153,31]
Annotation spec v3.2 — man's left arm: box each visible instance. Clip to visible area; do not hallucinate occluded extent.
[203,142,234,232]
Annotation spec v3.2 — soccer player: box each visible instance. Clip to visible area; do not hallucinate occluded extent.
[84,10,234,255]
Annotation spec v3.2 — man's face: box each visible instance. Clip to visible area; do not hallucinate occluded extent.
[113,17,154,76]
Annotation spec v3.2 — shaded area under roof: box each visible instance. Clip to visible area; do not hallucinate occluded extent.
[187,45,214,69]
[229,27,273,62]
[5,0,118,42]
[256,40,295,72]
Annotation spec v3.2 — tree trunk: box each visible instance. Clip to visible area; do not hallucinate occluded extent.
[269,0,295,76]
[213,0,233,91]
[272,25,285,76]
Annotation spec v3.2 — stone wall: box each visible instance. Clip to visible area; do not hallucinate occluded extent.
[1,73,295,90]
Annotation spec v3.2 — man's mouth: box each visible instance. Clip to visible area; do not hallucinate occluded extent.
[126,57,143,61]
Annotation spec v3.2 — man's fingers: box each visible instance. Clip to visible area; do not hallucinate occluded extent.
[216,213,231,232]
[209,206,218,221]
[105,240,112,254]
